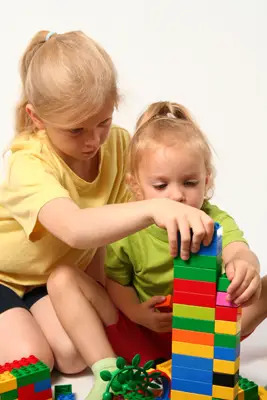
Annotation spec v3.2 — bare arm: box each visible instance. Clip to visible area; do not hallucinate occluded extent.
[106,278,140,321]
[85,247,106,286]
[223,242,260,272]
[38,197,214,258]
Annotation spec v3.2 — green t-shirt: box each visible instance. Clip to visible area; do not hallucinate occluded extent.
[105,202,247,303]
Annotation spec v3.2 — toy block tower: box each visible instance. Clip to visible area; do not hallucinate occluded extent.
[171,222,242,400]
[0,355,52,400]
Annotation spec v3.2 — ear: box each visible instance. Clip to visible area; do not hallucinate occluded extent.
[25,104,45,130]
[204,173,212,198]
[126,173,143,201]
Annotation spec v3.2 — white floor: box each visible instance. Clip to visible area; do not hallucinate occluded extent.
[52,319,267,400]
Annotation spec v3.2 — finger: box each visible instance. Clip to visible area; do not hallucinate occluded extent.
[225,263,235,282]
[148,296,166,308]
[228,270,254,301]
[166,219,178,258]
[156,312,173,323]
[227,266,246,296]
[201,214,214,246]
[190,219,205,254]
[234,276,261,305]
[177,216,191,260]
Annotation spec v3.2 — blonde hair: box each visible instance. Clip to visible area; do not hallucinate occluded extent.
[128,101,216,199]
[16,30,118,133]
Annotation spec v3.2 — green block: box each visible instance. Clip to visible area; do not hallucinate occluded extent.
[1,389,18,400]
[174,254,222,272]
[173,304,215,321]
[11,361,50,387]
[217,273,231,292]
[214,333,240,348]
[173,316,215,333]
[55,384,73,399]
[238,375,258,399]
[174,265,217,282]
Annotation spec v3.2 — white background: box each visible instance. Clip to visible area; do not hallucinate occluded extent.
[0,0,267,271]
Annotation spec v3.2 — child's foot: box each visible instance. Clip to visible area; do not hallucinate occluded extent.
[85,357,117,400]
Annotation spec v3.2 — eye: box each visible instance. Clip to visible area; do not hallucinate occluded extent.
[153,183,167,190]
[69,128,84,135]
[184,180,199,187]
[99,118,112,127]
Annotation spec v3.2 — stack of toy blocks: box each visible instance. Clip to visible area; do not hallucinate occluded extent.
[0,355,52,400]
[171,222,247,400]
[55,384,75,400]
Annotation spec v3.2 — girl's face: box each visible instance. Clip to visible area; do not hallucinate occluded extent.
[27,99,114,163]
[135,143,209,210]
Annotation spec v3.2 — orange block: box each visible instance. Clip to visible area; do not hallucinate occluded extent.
[172,328,214,346]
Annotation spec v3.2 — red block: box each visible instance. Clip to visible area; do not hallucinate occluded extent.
[173,291,216,307]
[173,278,216,295]
[35,388,53,400]
[18,384,35,399]
[215,305,242,322]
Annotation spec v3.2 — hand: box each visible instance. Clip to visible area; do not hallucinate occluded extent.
[226,259,261,306]
[150,198,214,259]
[129,296,172,333]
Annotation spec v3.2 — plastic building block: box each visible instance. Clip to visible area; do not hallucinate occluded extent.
[171,390,212,399]
[173,278,216,295]
[174,265,217,282]
[172,353,213,371]
[259,386,267,399]
[213,371,239,387]
[172,341,214,359]
[173,291,216,308]
[215,305,242,322]
[0,372,17,394]
[172,365,212,383]
[173,304,215,320]
[172,377,212,395]
[217,273,231,292]
[172,329,214,346]
[156,359,171,378]
[11,360,50,387]
[213,357,240,374]
[216,291,238,307]
[155,294,173,312]
[34,378,51,392]
[174,254,222,271]
[215,319,241,335]
[1,388,18,399]
[238,375,258,399]
[214,345,240,361]
[55,384,73,399]
[212,383,238,399]
[172,316,215,333]
[57,394,75,400]
[214,332,241,348]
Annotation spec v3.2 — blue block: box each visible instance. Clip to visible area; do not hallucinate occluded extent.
[58,395,75,400]
[172,353,213,371]
[34,378,51,392]
[172,365,212,383]
[214,345,240,361]
[172,377,213,395]
[177,222,222,257]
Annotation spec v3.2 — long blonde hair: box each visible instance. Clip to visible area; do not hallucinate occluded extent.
[128,101,216,199]
[16,30,118,133]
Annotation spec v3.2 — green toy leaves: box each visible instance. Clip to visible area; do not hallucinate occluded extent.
[132,354,141,367]
[116,357,126,369]
[100,370,112,381]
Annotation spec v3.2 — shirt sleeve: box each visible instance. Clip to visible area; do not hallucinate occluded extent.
[0,151,71,240]
[203,202,248,249]
[105,240,133,286]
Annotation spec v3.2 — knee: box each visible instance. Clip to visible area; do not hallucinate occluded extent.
[22,343,54,371]
[47,265,76,294]
[53,339,86,374]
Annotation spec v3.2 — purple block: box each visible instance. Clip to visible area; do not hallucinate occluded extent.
[216,292,238,307]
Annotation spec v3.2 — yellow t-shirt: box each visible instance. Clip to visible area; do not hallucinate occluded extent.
[0,126,130,296]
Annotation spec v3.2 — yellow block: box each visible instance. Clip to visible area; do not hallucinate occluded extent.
[212,384,238,399]
[156,359,171,378]
[0,371,17,394]
[172,341,214,358]
[237,384,244,400]
[215,319,241,335]
[259,386,267,400]
[213,357,240,374]
[171,390,212,400]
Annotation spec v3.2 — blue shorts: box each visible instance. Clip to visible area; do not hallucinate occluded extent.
[0,284,48,313]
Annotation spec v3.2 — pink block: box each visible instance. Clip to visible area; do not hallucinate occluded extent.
[216,291,238,307]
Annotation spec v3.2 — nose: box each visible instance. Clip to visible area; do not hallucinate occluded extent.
[84,130,100,149]
[169,187,185,202]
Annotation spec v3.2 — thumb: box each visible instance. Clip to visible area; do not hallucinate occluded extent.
[146,296,166,309]
[226,262,235,282]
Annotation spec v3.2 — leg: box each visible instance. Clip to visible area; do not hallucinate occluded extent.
[241,275,267,336]
[0,308,54,368]
[30,295,87,374]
